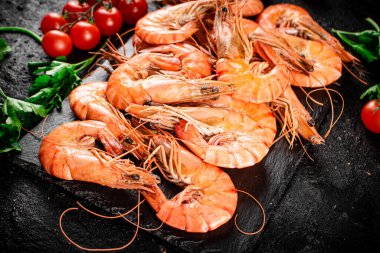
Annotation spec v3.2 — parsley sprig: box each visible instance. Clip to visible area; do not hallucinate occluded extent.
[360,83,380,100]
[0,56,95,153]
[332,18,380,63]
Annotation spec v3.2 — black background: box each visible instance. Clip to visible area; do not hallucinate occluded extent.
[1,0,380,252]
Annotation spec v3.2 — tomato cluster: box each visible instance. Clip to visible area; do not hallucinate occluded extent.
[40,0,148,58]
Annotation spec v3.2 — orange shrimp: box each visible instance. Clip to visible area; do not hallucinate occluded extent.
[135,0,214,45]
[230,0,264,17]
[139,43,212,78]
[242,18,314,73]
[273,86,324,145]
[69,82,148,159]
[161,0,264,17]
[214,0,289,103]
[257,3,357,63]
[132,34,152,51]
[280,34,342,88]
[242,19,342,88]
[39,120,159,191]
[127,95,276,168]
[106,52,235,110]
[142,134,237,232]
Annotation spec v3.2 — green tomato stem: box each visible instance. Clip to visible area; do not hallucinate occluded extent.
[366,18,380,32]
[0,26,42,44]
[74,56,96,73]
[73,39,108,73]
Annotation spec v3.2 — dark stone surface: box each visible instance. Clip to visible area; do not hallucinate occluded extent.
[1,0,379,252]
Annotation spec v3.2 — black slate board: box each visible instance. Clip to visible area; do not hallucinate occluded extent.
[14,20,330,253]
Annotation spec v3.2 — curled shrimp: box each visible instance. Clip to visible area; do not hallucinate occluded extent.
[135,0,214,45]
[215,0,289,103]
[257,3,358,63]
[242,19,342,88]
[140,43,212,78]
[280,34,342,88]
[106,52,235,110]
[39,120,159,191]
[242,18,314,74]
[142,134,237,232]
[127,95,276,168]
[69,82,148,159]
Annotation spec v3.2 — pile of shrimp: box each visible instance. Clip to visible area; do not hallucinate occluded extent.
[38,0,353,250]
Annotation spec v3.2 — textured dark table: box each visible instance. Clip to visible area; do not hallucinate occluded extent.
[1,0,379,252]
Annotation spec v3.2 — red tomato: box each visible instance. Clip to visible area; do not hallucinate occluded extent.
[62,0,90,22]
[42,30,72,58]
[118,0,148,25]
[40,13,67,34]
[361,99,380,133]
[69,21,101,50]
[94,6,123,36]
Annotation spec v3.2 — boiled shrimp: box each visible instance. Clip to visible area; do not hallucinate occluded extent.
[280,34,342,88]
[215,0,289,103]
[139,43,212,78]
[135,0,214,45]
[39,120,159,191]
[127,95,276,168]
[161,0,264,17]
[257,3,357,63]
[69,82,148,159]
[241,19,341,88]
[230,0,264,17]
[106,52,235,110]
[142,134,237,232]
[242,18,314,74]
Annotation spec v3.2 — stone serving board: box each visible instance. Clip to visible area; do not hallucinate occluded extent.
[14,25,330,253]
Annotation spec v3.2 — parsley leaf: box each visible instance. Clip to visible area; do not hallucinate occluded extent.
[0,88,48,153]
[0,38,12,62]
[360,83,380,100]
[0,55,95,153]
[332,18,380,63]
[27,60,82,113]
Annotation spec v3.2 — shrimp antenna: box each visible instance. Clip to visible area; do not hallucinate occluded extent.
[234,189,266,235]
[59,194,140,251]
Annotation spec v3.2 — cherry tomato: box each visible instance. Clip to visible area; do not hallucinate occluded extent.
[94,6,123,36]
[361,99,380,133]
[40,13,67,34]
[62,0,90,22]
[118,0,148,25]
[70,21,101,50]
[42,30,72,58]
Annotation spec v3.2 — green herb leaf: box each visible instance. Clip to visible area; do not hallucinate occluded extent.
[349,43,379,63]
[27,59,85,113]
[0,88,48,152]
[0,55,95,153]
[332,18,380,63]
[0,38,12,62]
[0,123,22,153]
[332,30,379,63]
[360,83,380,100]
